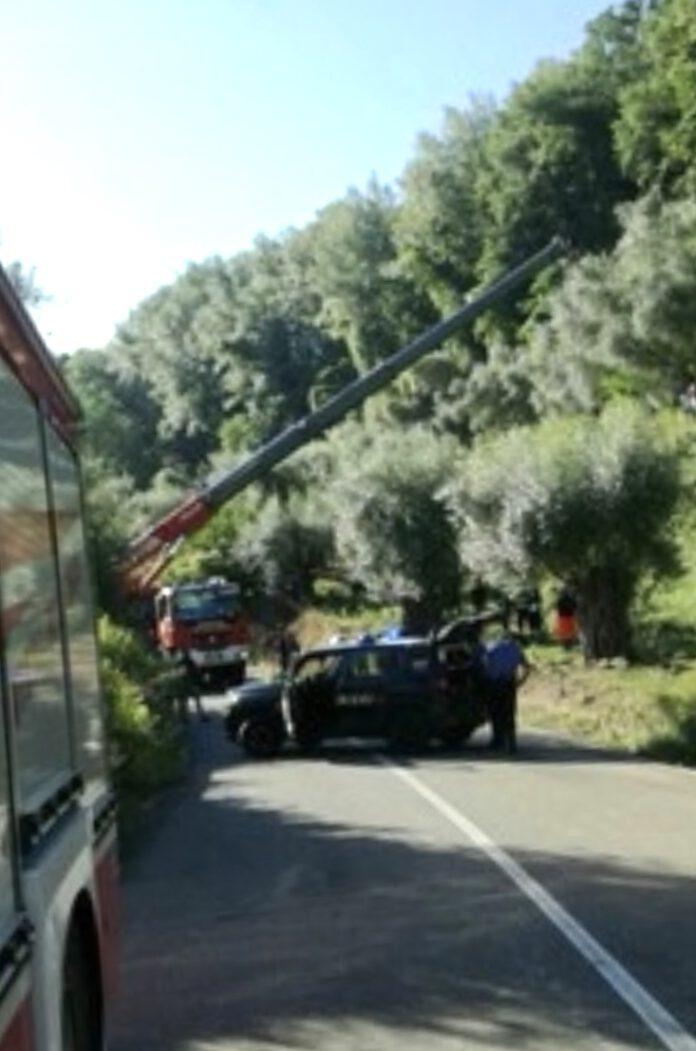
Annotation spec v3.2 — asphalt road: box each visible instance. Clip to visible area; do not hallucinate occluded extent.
[109,694,696,1051]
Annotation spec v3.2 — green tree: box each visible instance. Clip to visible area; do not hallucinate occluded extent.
[306,181,434,377]
[616,0,696,193]
[396,100,495,313]
[235,494,335,606]
[447,402,682,658]
[474,51,637,343]
[579,1,651,95]
[218,235,349,442]
[65,349,161,488]
[525,194,696,417]
[112,258,233,477]
[479,57,635,273]
[330,425,462,629]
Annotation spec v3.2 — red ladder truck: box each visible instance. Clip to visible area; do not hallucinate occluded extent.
[0,263,118,1049]
[154,578,250,688]
[119,239,564,653]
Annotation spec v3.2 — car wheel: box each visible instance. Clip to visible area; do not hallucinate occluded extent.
[238,718,281,759]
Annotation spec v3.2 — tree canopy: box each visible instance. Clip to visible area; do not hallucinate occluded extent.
[67,0,696,656]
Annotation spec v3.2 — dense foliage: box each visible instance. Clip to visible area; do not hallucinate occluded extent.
[66,0,696,658]
[446,403,684,657]
[98,617,185,796]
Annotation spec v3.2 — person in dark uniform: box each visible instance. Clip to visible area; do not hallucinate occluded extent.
[516,586,542,635]
[484,631,530,754]
[181,653,207,720]
[470,578,488,615]
[279,629,300,674]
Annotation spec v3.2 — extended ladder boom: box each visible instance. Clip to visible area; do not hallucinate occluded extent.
[121,237,564,592]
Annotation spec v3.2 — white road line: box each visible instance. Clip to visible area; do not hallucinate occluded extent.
[382,759,696,1051]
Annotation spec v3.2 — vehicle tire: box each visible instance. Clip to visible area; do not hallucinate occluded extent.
[238,718,281,759]
[61,919,102,1051]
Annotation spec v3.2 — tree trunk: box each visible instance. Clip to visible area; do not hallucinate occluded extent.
[401,597,431,636]
[577,567,633,660]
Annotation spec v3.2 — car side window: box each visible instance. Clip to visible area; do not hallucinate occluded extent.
[340,650,384,679]
[295,655,339,681]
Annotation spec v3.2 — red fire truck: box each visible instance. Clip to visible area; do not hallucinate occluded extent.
[0,263,117,1050]
[154,578,250,688]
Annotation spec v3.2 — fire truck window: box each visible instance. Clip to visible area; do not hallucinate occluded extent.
[173,587,239,620]
[0,359,72,815]
[45,427,106,785]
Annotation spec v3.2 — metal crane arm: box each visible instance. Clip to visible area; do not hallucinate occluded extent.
[120,237,564,593]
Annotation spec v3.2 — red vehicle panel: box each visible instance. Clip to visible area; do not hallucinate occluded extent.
[0,1000,33,1051]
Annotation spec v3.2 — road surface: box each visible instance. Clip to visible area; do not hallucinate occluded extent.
[109,694,696,1051]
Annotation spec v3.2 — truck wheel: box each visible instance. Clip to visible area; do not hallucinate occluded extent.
[61,918,102,1051]
[238,718,281,759]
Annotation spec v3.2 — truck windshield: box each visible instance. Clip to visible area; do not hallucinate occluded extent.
[173,588,239,622]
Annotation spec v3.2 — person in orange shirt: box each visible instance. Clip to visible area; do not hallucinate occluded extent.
[553,586,578,648]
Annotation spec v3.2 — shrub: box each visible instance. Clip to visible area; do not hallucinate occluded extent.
[98,617,185,796]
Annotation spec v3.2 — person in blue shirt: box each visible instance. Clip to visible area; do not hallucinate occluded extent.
[484,632,530,754]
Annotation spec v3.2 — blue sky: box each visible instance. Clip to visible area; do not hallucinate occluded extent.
[1,0,610,353]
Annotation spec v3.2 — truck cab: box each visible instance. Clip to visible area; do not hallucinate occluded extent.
[155,578,250,688]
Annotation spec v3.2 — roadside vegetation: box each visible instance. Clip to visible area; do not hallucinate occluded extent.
[62,0,695,767]
[98,617,188,842]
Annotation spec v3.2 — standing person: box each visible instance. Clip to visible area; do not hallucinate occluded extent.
[279,628,300,674]
[484,631,530,754]
[470,578,488,615]
[553,585,578,648]
[182,653,207,720]
[516,586,542,635]
[528,587,542,634]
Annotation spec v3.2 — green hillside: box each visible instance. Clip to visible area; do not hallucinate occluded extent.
[68,0,696,764]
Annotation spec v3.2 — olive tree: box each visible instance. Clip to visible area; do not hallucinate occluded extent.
[446,402,682,658]
[235,494,335,607]
[330,426,462,631]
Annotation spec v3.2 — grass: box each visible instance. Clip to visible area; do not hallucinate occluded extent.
[522,645,696,765]
[521,505,696,766]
